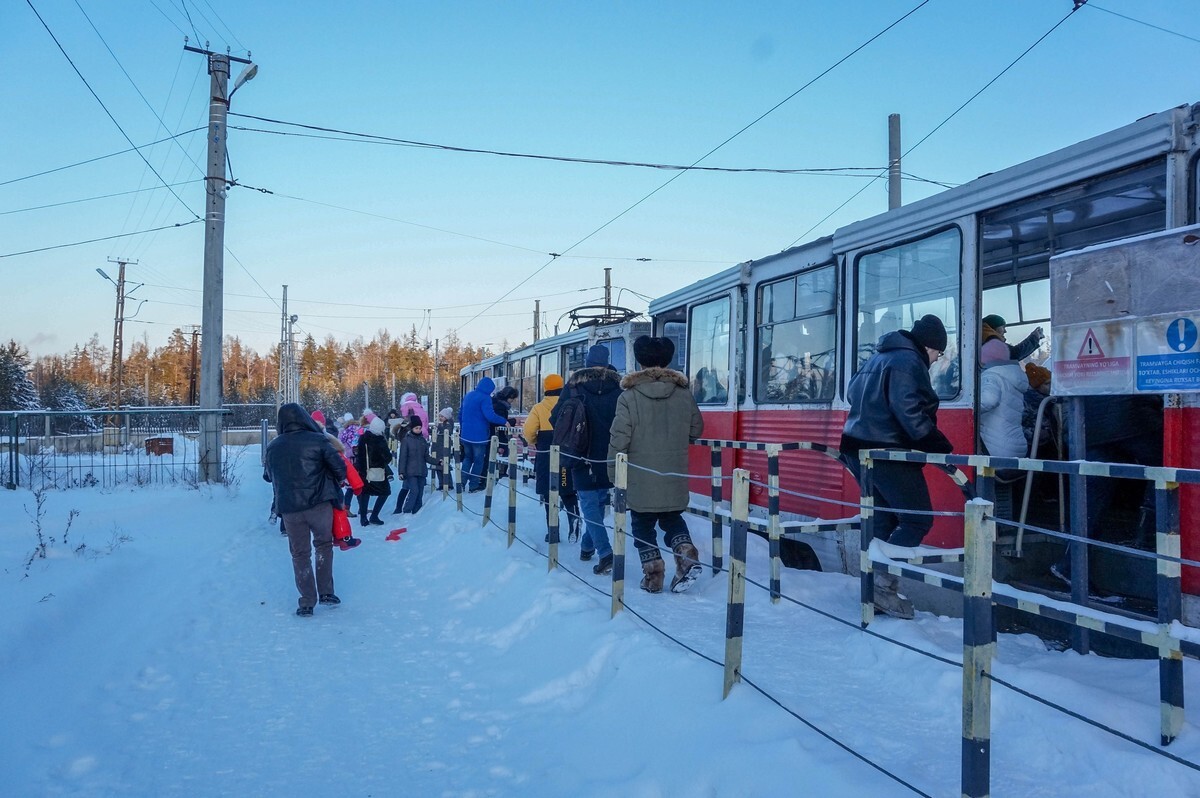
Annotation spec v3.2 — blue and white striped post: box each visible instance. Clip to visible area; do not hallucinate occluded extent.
[962,497,995,798]
[711,443,724,576]
[859,450,876,628]
[723,468,750,699]
[767,444,782,603]
[612,453,628,618]
[506,444,518,548]
[547,445,561,572]
[1155,477,1183,745]
[481,436,499,527]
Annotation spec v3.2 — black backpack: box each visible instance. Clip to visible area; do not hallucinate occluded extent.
[551,396,590,459]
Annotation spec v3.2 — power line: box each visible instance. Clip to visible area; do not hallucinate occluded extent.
[229,117,890,176]
[0,219,202,258]
[0,127,206,187]
[0,181,202,216]
[454,0,933,334]
[22,0,199,220]
[787,2,1081,248]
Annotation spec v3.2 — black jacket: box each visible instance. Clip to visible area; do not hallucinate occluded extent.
[355,431,393,481]
[263,403,347,514]
[550,365,622,490]
[840,330,952,457]
[491,397,513,448]
[396,429,435,478]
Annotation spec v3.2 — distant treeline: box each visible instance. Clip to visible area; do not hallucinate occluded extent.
[0,327,497,416]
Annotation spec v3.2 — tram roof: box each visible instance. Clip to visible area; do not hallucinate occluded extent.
[649,263,748,315]
[833,103,1196,253]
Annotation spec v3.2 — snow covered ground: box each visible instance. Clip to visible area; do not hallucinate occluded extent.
[1,446,1198,797]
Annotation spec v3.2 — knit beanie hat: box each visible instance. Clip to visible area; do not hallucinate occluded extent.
[585,345,610,367]
[980,338,1009,365]
[633,335,674,369]
[982,314,1007,329]
[343,412,354,423]
[408,416,423,430]
[543,374,564,392]
[1025,363,1052,390]
[910,314,948,352]
[438,407,454,421]
[311,410,326,425]
[369,417,386,435]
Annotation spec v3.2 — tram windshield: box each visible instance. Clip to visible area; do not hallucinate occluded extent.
[856,227,962,399]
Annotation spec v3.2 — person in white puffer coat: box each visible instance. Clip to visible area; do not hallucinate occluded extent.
[978,338,1031,459]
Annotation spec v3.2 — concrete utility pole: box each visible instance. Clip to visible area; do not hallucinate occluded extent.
[888,113,902,210]
[276,285,289,414]
[186,43,257,482]
[604,267,612,315]
[533,300,541,343]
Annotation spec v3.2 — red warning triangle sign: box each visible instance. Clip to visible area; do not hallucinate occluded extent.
[1077,328,1106,359]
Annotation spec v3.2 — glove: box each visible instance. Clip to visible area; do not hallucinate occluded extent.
[398,474,406,481]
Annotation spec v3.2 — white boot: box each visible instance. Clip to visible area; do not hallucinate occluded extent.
[873,573,915,620]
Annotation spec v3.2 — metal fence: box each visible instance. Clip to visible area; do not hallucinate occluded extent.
[2,408,233,491]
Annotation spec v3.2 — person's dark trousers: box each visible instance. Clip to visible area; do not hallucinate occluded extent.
[358,489,389,524]
[282,501,335,610]
[869,461,933,546]
[402,477,426,513]
[630,509,693,563]
[434,464,453,491]
[462,441,489,490]
[393,486,410,513]
[343,486,355,509]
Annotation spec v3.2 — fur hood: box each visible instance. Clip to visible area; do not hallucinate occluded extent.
[620,367,689,390]
[567,365,620,390]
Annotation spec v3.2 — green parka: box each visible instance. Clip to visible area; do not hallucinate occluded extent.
[607,367,704,513]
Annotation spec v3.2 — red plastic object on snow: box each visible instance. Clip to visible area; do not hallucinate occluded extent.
[386,528,407,541]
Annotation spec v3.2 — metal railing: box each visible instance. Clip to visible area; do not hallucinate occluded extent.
[2,408,231,491]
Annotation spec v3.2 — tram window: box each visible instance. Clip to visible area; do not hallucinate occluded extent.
[662,318,687,373]
[979,160,1166,289]
[518,355,537,413]
[856,228,961,399]
[538,350,558,396]
[689,297,731,405]
[603,339,627,374]
[982,279,1052,363]
[564,342,588,375]
[756,265,837,403]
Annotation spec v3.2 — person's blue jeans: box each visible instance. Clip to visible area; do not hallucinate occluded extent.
[462,441,489,489]
[577,488,612,558]
[402,476,426,513]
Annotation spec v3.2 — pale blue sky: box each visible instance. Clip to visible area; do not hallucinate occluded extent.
[4,0,1199,357]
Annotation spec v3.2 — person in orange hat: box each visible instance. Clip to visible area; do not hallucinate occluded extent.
[524,373,582,543]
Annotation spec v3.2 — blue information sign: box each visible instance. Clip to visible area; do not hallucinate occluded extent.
[1136,315,1200,392]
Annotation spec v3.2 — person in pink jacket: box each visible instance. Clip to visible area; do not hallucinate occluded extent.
[398,392,429,439]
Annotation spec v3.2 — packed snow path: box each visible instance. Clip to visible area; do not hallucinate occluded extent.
[1,452,1198,797]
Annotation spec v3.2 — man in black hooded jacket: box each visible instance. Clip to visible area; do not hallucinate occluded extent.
[264,402,347,617]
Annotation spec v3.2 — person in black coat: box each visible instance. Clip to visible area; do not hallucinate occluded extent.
[840,315,953,618]
[263,402,347,616]
[355,417,393,526]
[491,385,518,479]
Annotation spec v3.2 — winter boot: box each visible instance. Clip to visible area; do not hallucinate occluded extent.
[359,513,369,528]
[640,559,665,593]
[579,548,595,562]
[337,536,362,551]
[592,554,613,575]
[873,573,914,620]
[318,594,341,605]
[296,606,314,617]
[670,542,704,593]
[567,514,582,544]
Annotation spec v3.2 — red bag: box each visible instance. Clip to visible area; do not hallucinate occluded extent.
[332,506,352,542]
[342,454,364,496]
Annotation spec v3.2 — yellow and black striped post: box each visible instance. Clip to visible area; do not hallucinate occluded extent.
[767,443,782,603]
[1155,477,1183,746]
[481,436,499,527]
[612,453,628,618]
[859,450,876,628]
[547,445,561,572]
[453,428,464,513]
[961,497,995,798]
[723,468,750,699]
[711,443,724,575]
[506,444,518,548]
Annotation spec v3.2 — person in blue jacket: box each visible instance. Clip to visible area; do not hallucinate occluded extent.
[458,376,509,492]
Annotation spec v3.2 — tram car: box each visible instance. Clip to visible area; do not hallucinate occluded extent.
[649,102,1200,619]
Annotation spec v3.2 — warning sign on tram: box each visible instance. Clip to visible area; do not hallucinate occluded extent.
[1136,313,1200,392]
[1052,321,1134,396]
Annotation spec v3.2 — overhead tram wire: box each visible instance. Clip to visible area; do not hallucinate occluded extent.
[0,128,206,188]
[787,2,1082,248]
[1084,3,1200,46]
[196,0,247,53]
[0,219,203,259]
[23,0,199,220]
[452,0,932,334]
[0,181,202,216]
